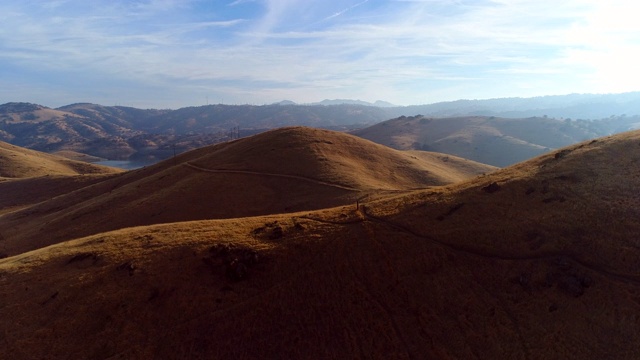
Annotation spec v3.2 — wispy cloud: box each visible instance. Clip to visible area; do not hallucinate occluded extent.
[324,0,369,21]
[0,0,639,108]
[228,0,257,6]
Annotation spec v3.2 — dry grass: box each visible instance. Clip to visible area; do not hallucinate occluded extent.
[367,130,640,274]
[0,129,639,359]
[176,126,495,190]
[0,127,494,256]
[0,174,121,215]
[0,141,122,179]
[52,150,104,162]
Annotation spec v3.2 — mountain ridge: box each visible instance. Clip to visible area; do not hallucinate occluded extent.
[2,92,640,165]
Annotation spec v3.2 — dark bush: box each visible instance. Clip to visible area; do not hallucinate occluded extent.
[482,182,501,193]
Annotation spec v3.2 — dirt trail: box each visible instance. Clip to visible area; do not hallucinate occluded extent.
[359,207,640,286]
[183,162,360,191]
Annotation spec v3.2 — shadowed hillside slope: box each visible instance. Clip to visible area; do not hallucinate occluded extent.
[0,141,122,179]
[0,130,638,359]
[352,115,604,166]
[0,127,494,256]
[0,174,121,216]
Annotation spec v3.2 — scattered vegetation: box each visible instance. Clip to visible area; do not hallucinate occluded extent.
[65,252,99,265]
[252,221,285,241]
[202,243,261,281]
[481,182,501,193]
[116,261,136,276]
[436,202,465,221]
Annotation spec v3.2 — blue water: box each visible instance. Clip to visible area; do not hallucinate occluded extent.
[95,160,156,170]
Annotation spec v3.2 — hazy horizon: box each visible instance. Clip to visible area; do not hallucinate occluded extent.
[5,90,640,112]
[2,1,639,109]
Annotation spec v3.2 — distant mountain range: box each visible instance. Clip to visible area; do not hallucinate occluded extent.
[0,102,387,161]
[1,92,640,163]
[280,92,640,119]
[391,92,640,119]
[273,99,395,107]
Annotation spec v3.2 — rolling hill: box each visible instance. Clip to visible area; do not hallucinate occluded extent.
[0,127,495,256]
[0,140,122,179]
[351,115,606,166]
[0,129,638,359]
[0,141,123,216]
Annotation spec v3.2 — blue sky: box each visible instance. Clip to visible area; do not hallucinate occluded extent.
[1,0,639,108]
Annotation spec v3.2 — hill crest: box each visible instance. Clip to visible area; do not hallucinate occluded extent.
[0,126,494,256]
[0,141,122,179]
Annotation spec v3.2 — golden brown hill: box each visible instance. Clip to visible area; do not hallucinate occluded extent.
[175,126,494,189]
[52,150,104,162]
[352,115,598,166]
[0,141,122,179]
[0,130,639,359]
[0,127,495,256]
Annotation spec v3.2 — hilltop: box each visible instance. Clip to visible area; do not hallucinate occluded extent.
[0,140,121,179]
[0,127,494,256]
[0,129,638,359]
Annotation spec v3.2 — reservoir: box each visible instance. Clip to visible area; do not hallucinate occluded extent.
[95,160,157,170]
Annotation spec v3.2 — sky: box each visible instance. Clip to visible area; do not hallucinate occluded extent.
[1,0,640,109]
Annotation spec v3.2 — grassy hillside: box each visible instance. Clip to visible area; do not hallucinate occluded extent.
[1,130,638,359]
[0,175,121,216]
[0,141,122,179]
[0,127,494,256]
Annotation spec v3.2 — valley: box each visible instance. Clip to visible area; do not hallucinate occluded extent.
[2,94,640,168]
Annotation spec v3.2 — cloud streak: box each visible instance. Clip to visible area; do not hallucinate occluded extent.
[324,0,370,21]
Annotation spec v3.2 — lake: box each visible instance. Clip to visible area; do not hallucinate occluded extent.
[95,160,157,170]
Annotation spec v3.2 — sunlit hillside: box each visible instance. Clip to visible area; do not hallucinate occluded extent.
[0,127,494,256]
[0,140,121,179]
